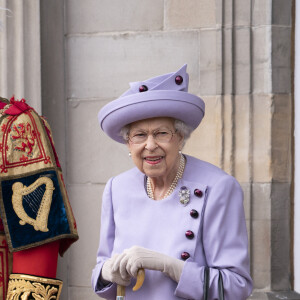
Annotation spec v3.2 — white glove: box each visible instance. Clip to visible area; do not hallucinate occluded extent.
[112,246,184,283]
[101,254,131,286]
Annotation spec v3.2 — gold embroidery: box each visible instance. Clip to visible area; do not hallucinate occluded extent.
[11,122,37,156]
[11,177,55,232]
[7,274,62,300]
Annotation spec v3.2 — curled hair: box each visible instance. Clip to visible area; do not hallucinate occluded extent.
[174,119,193,147]
[120,125,131,142]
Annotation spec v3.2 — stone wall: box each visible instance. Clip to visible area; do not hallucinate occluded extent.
[0,0,295,299]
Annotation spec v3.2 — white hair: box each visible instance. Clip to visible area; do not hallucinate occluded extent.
[119,119,193,147]
[174,119,193,146]
[120,125,131,142]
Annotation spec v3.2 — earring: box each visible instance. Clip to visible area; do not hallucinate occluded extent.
[129,152,131,157]
[179,150,182,155]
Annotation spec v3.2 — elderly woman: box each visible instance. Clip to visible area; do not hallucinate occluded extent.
[91,65,252,299]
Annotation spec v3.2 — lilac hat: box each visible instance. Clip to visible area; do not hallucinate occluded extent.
[98,64,205,143]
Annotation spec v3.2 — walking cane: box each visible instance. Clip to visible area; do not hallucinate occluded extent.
[116,268,145,299]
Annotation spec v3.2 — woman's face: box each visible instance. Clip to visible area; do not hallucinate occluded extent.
[127,117,183,181]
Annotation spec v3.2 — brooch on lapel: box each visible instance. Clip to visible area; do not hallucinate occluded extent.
[179,186,190,206]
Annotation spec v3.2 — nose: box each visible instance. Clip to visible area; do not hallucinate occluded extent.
[145,134,158,151]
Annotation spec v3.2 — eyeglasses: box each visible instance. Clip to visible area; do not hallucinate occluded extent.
[128,129,177,144]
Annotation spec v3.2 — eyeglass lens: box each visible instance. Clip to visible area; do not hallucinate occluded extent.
[129,129,174,144]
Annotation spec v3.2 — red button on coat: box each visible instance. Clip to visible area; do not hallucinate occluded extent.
[194,189,203,197]
[181,252,190,260]
[185,230,194,239]
[190,209,199,218]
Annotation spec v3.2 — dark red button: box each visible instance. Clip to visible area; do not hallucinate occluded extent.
[175,75,183,85]
[185,230,194,239]
[181,252,190,260]
[194,189,203,197]
[139,85,148,92]
[190,209,199,218]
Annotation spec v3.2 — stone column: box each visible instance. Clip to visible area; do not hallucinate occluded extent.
[181,0,295,298]
[40,1,68,299]
[294,0,300,293]
[0,0,41,113]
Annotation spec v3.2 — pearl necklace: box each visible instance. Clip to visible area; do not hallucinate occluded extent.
[146,154,185,200]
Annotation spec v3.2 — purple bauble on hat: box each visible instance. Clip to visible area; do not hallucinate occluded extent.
[98,64,205,143]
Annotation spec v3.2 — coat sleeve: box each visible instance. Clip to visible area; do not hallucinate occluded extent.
[175,174,253,300]
[91,177,117,299]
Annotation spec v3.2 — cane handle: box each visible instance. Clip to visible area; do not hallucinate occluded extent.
[116,268,145,299]
[132,268,145,291]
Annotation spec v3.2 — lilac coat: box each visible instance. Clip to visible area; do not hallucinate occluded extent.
[91,155,253,299]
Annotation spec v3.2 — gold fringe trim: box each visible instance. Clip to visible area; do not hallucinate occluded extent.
[6,274,62,300]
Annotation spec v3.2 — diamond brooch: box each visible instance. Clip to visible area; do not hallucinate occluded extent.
[179,186,190,206]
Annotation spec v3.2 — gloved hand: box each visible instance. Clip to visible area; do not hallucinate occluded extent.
[112,246,184,283]
[101,254,131,286]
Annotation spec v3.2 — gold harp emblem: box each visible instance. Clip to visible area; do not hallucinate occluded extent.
[11,176,55,232]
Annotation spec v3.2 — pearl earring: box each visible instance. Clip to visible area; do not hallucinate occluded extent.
[179,150,182,154]
[129,152,132,157]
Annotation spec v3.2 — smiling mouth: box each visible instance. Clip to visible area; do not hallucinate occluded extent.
[144,156,163,161]
[144,156,164,164]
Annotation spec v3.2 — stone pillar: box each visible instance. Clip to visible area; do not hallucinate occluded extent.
[0,0,41,113]
[294,0,300,293]
[181,0,295,298]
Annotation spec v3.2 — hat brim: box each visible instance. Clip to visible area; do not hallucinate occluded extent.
[98,90,205,143]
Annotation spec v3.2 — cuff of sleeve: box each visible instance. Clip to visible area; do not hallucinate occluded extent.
[91,262,103,292]
[174,259,205,299]
[97,277,113,291]
[92,261,116,298]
